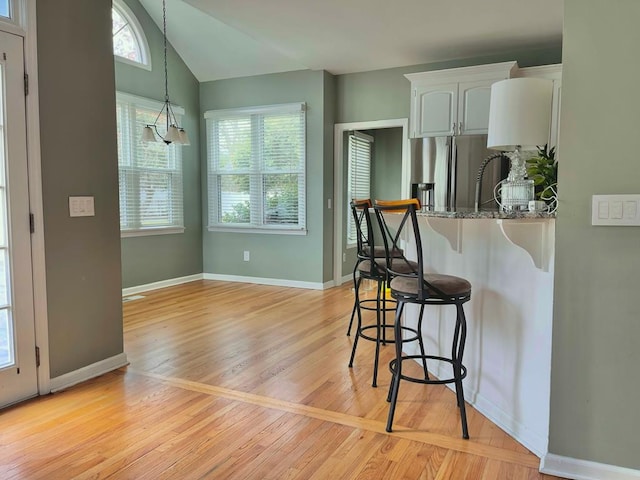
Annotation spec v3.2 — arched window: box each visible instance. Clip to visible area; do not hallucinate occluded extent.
[112,0,151,70]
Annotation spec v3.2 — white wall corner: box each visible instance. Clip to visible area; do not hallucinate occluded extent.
[49,353,129,393]
[541,453,640,480]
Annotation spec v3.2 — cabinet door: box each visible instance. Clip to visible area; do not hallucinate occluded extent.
[549,78,561,150]
[413,83,457,137]
[457,79,494,135]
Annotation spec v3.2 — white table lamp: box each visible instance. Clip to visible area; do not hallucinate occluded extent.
[487,78,553,211]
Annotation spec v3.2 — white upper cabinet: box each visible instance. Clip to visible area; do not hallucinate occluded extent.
[458,80,493,135]
[406,62,518,138]
[416,83,457,137]
[516,64,562,150]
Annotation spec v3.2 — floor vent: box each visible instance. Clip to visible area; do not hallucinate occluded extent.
[122,294,145,303]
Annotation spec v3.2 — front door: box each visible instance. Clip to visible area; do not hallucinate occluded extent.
[0,30,37,408]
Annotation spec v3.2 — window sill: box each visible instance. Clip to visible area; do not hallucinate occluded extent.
[121,227,185,238]
[207,226,307,236]
[115,55,152,71]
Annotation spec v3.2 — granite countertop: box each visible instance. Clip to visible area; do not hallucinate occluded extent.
[416,207,556,219]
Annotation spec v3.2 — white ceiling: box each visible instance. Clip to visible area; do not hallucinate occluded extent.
[139,0,563,83]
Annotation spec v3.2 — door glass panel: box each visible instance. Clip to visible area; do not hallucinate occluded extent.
[0,62,14,370]
[0,1,9,19]
[0,308,11,368]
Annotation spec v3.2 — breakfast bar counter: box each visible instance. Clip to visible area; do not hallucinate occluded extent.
[395,211,555,456]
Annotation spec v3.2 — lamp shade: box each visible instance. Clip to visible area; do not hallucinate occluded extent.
[165,125,181,143]
[178,128,190,146]
[487,78,553,151]
[141,125,158,143]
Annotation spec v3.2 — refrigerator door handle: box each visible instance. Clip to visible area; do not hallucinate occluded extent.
[448,137,457,210]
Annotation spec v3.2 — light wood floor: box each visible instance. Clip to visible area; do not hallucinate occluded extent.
[0,280,564,479]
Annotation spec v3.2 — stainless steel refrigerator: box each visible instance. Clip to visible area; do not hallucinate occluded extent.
[410,135,508,211]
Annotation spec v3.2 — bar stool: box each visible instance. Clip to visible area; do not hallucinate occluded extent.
[346,199,385,337]
[347,199,423,387]
[374,199,472,439]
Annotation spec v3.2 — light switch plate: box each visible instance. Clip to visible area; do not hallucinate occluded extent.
[592,194,640,226]
[69,196,95,217]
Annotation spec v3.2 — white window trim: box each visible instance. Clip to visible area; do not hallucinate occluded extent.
[112,0,152,71]
[0,0,25,35]
[117,91,184,117]
[205,102,307,235]
[121,227,185,238]
[207,226,306,235]
[116,91,184,237]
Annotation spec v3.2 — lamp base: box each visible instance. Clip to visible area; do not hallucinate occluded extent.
[500,178,534,211]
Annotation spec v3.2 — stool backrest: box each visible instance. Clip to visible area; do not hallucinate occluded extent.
[374,199,432,301]
[351,199,386,277]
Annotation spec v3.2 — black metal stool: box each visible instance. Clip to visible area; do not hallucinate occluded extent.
[374,199,472,439]
[347,199,424,388]
[346,199,388,338]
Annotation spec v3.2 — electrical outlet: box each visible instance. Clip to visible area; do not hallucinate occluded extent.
[342,252,346,262]
[243,251,250,261]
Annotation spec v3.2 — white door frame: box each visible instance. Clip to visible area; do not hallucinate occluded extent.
[332,118,410,286]
[0,0,49,394]
[0,0,47,398]
[24,0,49,395]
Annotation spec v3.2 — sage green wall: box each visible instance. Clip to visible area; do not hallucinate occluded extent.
[200,70,329,283]
[549,0,640,469]
[115,0,202,288]
[37,0,123,377]
[371,127,403,202]
[336,48,562,124]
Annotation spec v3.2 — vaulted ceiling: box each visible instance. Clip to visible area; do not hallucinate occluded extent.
[139,0,563,82]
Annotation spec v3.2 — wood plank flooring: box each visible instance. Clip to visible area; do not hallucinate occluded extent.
[0,280,565,479]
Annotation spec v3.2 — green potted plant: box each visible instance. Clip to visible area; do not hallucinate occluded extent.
[526,144,557,208]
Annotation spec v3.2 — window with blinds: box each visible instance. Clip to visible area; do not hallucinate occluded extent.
[205,103,306,233]
[116,92,184,235]
[347,132,373,244]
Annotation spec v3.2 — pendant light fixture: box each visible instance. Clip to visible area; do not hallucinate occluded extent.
[140,0,190,145]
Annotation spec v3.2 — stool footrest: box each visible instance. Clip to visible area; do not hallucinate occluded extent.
[389,355,467,385]
[358,298,396,313]
[358,325,420,344]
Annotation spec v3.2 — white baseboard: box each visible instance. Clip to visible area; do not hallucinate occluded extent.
[49,353,129,393]
[340,274,353,285]
[470,387,547,458]
[541,453,640,480]
[122,274,204,296]
[420,360,547,458]
[203,273,329,290]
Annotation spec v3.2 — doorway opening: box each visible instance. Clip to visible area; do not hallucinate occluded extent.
[332,118,409,286]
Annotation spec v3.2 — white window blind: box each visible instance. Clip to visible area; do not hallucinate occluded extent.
[116,92,184,235]
[347,131,373,243]
[205,103,306,233]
